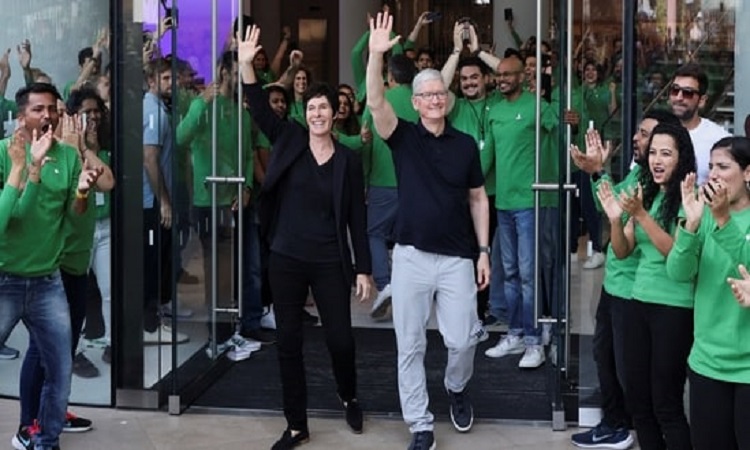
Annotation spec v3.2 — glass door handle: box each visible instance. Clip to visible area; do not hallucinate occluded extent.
[531,183,577,191]
[204,176,247,184]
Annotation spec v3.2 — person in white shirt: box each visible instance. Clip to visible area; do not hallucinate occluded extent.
[668,63,730,184]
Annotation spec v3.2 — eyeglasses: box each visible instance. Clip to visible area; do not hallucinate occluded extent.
[414,91,448,100]
[669,84,702,100]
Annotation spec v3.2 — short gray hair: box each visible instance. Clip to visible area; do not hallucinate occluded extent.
[412,68,444,95]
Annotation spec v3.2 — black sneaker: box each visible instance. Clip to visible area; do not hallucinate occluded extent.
[72,352,100,378]
[408,430,436,450]
[482,314,499,326]
[62,411,93,433]
[102,345,112,364]
[343,399,363,434]
[448,389,474,432]
[271,428,310,450]
[242,328,276,345]
[11,422,39,450]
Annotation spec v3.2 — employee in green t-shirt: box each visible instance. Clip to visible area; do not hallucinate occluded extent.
[0,82,103,450]
[599,122,697,450]
[666,137,750,449]
[569,109,680,449]
[441,25,505,327]
[361,54,419,321]
[177,50,271,347]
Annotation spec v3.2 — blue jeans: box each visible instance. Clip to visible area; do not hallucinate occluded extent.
[571,171,602,253]
[497,209,540,345]
[20,270,88,431]
[366,187,398,291]
[0,271,72,450]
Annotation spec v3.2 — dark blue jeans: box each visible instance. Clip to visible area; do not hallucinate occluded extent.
[0,271,72,450]
[366,186,398,291]
[20,270,88,431]
[498,208,540,345]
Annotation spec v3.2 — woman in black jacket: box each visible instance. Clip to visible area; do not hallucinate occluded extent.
[239,26,373,450]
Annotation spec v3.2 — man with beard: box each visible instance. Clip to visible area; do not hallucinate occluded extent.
[142,58,187,344]
[177,51,272,356]
[440,22,505,331]
[668,63,729,184]
[0,82,102,450]
[569,109,681,449]
[481,55,557,369]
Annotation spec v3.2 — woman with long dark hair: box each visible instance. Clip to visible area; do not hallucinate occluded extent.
[598,122,697,450]
[667,137,750,449]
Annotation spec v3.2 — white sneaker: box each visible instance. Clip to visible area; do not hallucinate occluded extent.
[519,345,546,368]
[205,339,232,358]
[469,320,489,344]
[582,252,605,270]
[542,323,552,346]
[226,332,261,361]
[143,325,189,345]
[260,307,277,330]
[82,337,110,349]
[370,284,392,320]
[484,335,525,358]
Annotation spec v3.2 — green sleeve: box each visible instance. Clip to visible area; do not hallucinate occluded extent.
[665,222,703,282]
[336,132,364,151]
[0,184,20,233]
[351,31,370,97]
[12,180,40,218]
[403,39,416,51]
[391,32,404,55]
[255,129,271,150]
[176,98,208,147]
[511,28,523,49]
[712,217,750,265]
[540,100,559,132]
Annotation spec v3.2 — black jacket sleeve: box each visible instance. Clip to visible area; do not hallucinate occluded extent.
[346,151,371,274]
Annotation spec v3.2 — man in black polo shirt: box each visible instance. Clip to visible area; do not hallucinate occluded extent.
[365,12,490,450]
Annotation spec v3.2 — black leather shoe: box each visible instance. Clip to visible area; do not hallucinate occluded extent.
[344,399,363,433]
[271,428,309,450]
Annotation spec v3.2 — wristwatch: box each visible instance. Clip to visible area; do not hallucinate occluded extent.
[592,170,606,182]
[478,246,491,256]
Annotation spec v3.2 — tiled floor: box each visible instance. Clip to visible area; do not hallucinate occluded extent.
[0,398,581,449]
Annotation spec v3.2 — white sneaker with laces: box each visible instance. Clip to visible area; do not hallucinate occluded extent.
[582,252,605,270]
[469,320,489,344]
[484,335,525,358]
[226,332,261,361]
[519,345,546,368]
[370,284,392,319]
[260,307,277,329]
[143,324,189,345]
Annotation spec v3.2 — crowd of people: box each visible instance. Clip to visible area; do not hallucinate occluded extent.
[0,4,748,450]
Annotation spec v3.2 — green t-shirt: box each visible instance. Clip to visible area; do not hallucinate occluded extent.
[449,94,501,196]
[595,167,642,299]
[256,69,276,86]
[288,100,306,128]
[485,91,557,210]
[666,209,750,383]
[631,191,694,308]
[360,84,418,187]
[582,83,611,135]
[176,95,253,207]
[0,139,81,276]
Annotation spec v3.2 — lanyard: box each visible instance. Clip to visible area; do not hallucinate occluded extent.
[468,97,488,148]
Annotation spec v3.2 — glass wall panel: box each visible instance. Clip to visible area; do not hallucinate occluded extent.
[0,0,112,407]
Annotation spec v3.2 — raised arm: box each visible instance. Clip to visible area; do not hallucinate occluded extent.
[238,26,290,144]
[441,22,464,115]
[366,12,401,141]
[269,26,291,76]
[406,12,432,46]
